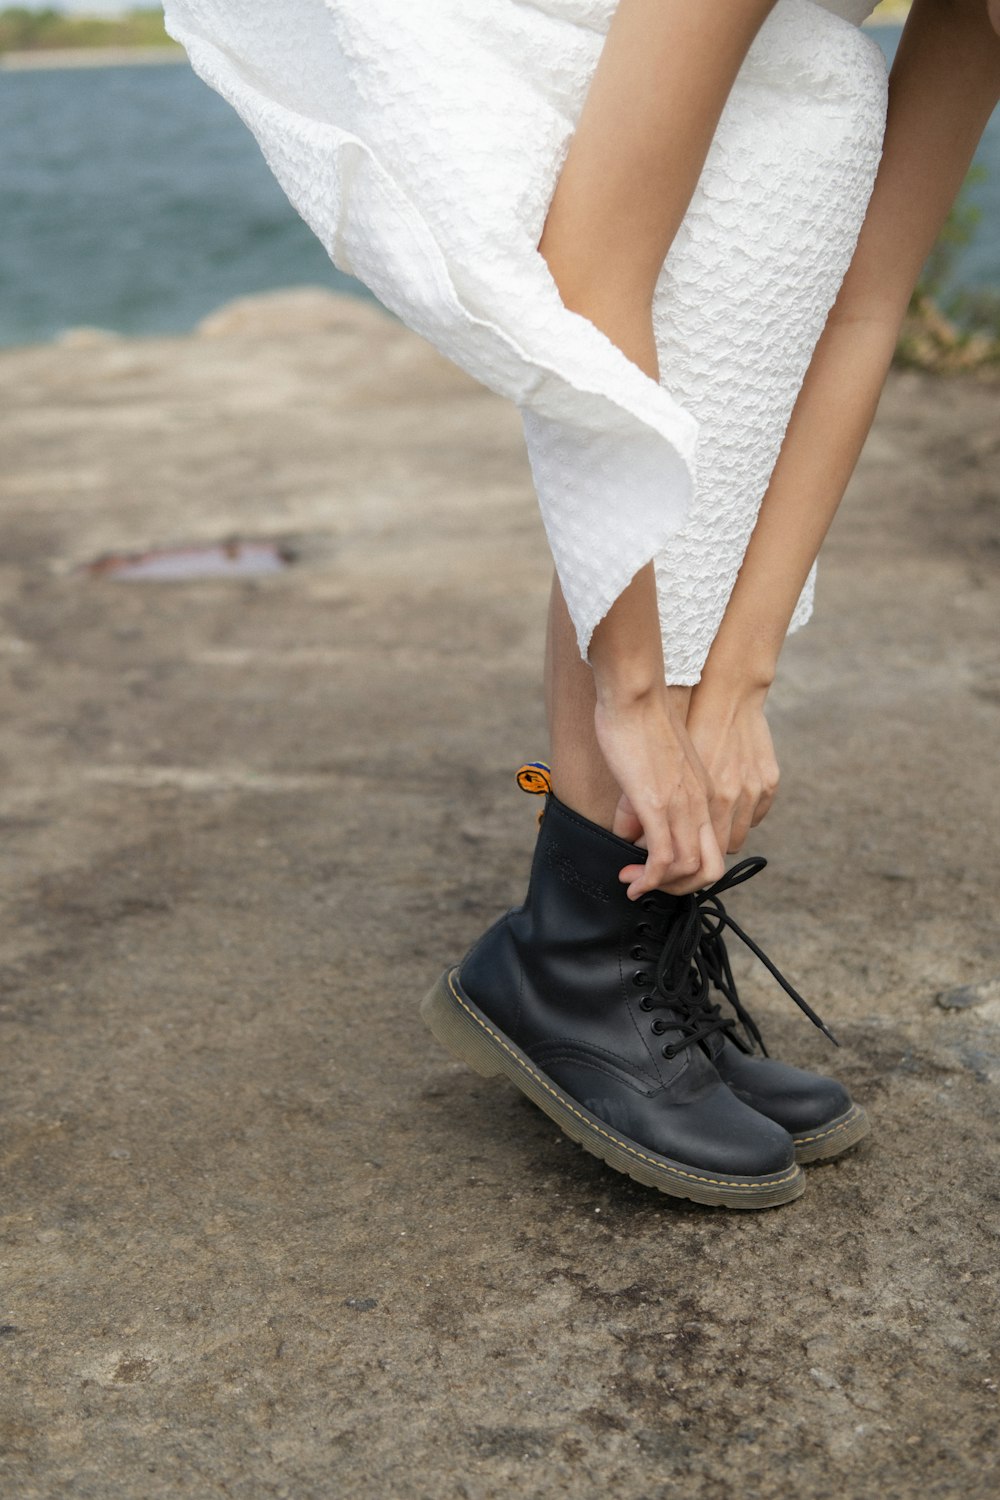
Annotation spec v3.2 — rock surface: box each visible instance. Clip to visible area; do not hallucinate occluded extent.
[1,288,998,1498]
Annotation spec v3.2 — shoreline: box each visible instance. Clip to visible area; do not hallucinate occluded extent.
[0,45,185,71]
[2,285,995,379]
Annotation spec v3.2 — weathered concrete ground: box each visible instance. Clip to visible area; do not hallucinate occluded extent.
[1,290,998,1498]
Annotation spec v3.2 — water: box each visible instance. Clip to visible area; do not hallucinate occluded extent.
[0,27,997,349]
[0,59,365,347]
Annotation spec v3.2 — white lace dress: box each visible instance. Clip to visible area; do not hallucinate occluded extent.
[163,0,888,682]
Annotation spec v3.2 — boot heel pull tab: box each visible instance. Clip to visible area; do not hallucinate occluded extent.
[516,761,552,824]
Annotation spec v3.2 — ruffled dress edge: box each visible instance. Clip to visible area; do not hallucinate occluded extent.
[163,6,701,658]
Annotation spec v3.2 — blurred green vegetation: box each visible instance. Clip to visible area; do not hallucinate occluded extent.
[896,165,1000,376]
[0,7,174,52]
[868,1,912,22]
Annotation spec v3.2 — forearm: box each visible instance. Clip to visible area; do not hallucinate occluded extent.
[699,0,1000,696]
[540,0,778,380]
[549,0,778,702]
[699,313,896,693]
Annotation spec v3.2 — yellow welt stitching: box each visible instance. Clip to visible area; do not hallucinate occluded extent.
[445,971,799,1193]
[793,1108,862,1146]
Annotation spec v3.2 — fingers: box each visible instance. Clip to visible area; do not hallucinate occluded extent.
[709,794,731,865]
[726,790,757,854]
[592,685,727,899]
[664,821,725,896]
[750,786,776,828]
[710,774,779,854]
[621,803,725,899]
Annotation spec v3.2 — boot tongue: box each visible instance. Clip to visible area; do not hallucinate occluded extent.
[702,1027,725,1061]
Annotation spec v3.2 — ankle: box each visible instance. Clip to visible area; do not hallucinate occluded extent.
[547,766,620,834]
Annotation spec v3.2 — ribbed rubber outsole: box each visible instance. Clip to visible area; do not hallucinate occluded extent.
[793,1102,870,1164]
[421,968,805,1210]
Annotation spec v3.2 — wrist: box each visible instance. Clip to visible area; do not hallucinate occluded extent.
[586,562,668,712]
[696,642,777,704]
[592,666,666,714]
[694,662,774,714]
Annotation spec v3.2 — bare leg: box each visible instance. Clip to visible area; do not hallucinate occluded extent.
[537,0,776,838]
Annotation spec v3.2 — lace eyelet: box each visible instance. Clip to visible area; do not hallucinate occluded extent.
[630,945,646,961]
[638,996,654,1012]
[632,970,650,988]
[650,1019,667,1035]
[662,1044,677,1060]
[641,897,656,912]
[635,922,652,938]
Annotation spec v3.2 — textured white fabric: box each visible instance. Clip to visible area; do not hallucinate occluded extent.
[163,0,888,681]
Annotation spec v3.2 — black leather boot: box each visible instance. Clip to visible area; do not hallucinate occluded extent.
[512,763,869,1164]
[421,790,804,1209]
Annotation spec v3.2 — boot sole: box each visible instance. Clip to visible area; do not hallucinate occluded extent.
[421,968,805,1210]
[793,1102,870,1164]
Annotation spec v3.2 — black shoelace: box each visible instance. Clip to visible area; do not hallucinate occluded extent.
[632,857,838,1060]
[697,857,838,1053]
[630,891,735,1061]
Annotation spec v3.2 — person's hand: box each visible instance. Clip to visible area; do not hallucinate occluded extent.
[593,682,725,898]
[686,681,779,856]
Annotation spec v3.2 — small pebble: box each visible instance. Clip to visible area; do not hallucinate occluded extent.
[936,980,1000,1011]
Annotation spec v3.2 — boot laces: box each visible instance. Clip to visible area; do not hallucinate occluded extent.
[632,858,838,1059]
[696,857,839,1053]
[630,894,735,1061]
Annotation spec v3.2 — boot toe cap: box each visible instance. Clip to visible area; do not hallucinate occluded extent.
[651,1083,797,1179]
[545,1059,796,1180]
[721,1050,852,1136]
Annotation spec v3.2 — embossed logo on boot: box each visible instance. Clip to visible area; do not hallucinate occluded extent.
[544,840,612,902]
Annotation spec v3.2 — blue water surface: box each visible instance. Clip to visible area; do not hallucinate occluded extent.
[0,60,364,346]
[0,28,997,348]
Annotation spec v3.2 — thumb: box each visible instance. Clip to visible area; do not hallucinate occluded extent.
[699,819,726,886]
[708,792,731,866]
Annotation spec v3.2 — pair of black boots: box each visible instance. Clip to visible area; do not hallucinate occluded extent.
[421,765,868,1209]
